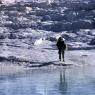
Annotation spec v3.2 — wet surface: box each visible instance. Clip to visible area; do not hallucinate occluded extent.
[0,64,95,95]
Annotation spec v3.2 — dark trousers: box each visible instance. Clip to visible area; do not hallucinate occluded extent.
[58,49,65,61]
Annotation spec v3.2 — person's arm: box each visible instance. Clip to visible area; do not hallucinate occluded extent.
[56,41,58,47]
[56,41,59,49]
[62,41,66,50]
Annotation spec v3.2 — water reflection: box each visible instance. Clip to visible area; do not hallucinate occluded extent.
[59,67,67,95]
[0,65,95,95]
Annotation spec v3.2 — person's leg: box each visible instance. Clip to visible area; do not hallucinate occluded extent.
[62,50,65,62]
[58,50,61,61]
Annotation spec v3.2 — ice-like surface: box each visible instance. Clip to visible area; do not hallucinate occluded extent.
[0,62,95,95]
[34,38,43,45]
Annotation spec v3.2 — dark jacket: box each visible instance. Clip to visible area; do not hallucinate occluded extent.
[56,37,66,50]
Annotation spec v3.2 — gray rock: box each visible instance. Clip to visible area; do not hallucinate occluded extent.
[89,38,95,45]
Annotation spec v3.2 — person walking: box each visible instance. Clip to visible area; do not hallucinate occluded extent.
[56,36,66,62]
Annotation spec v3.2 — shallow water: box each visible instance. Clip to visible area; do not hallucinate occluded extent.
[0,64,95,95]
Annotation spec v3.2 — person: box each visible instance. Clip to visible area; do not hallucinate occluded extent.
[56,36,66,62]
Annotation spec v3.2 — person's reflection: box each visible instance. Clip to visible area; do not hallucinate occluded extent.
[59,67,68,95]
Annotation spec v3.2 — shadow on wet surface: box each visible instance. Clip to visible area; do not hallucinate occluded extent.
[27,61,73,68]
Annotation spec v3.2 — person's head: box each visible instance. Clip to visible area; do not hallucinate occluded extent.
[58,37,63,41]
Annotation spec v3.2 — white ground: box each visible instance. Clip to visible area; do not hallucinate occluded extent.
[0,29,95,75]
[0,42,95,75]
